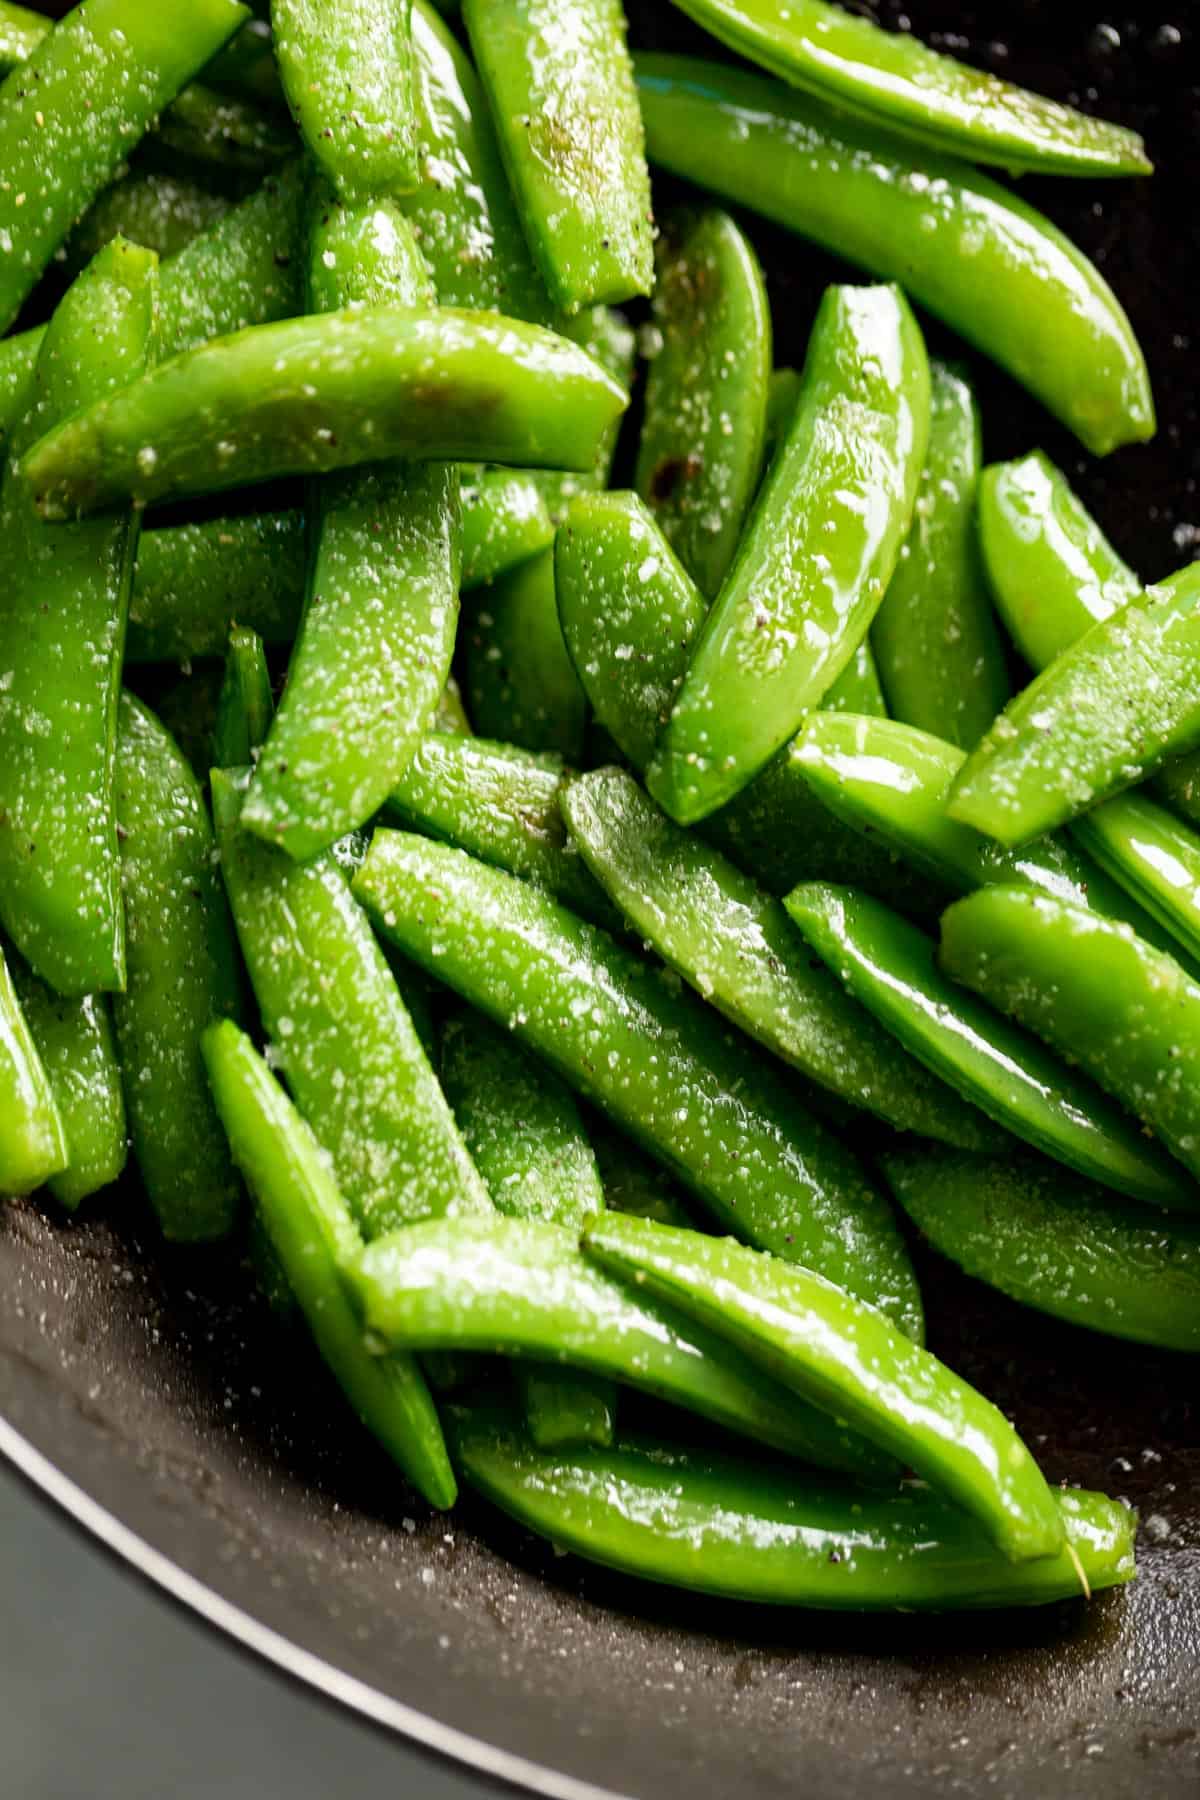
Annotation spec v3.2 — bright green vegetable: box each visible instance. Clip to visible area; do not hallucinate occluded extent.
[213,627,274,771]
[532,305,636,529]
[763,365,801,464]
[151,79,294,177]
[823,640,887,719]
[461,470,554,591]
[273,0,419,197]
[463,551,587,762]
[156,158,307,354]
[1071,792,1200,972]
[128,513,306,664]
[0,941,67,1196]
[64,172,233,279]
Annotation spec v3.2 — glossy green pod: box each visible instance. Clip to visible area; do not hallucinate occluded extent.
[635,209,771,600]
[823,640,887,719]
[461,470,554,591]
[202,1019,456,1510]
[634,55,1155,457]
[353,831,923,1336]
[462,550,587,762]
[273,0,418,197]
[64,172,233,280]
[582,1214,1062,1561]
[351,1215,892,1477]
[784,883,1191,1211]
[882,1146,1200,1355]
[1071,792,1200,971]
[647,283,930,824]
[530,304,636,530]
[462,0,653,312]
[156,158,307,355]
[213,626,274,771]
[449,1405,1134,1609]
[0,942,67,1196]
[763,365,801,464]
[939,886,1200,1197]
[112,694,242,1241]
[10,956,126,1210]
[128,513,306,664]
[22,308,629,520]
[562,767,1000,1150]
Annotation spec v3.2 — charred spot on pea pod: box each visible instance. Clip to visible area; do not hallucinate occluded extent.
[649,453,703,503]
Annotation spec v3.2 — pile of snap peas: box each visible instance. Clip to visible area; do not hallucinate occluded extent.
[2,0,1196,1620]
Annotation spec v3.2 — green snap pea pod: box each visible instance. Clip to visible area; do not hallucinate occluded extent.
[23,308,629,520]
[883,1146,1200,1355]
[823,640,887,719]
[634,55,1154,458]
[462,551,587,763]
[0,1,45,66]
[667,0,1149,178]
[113,694,242,1241]
[0,334,38,443]
[1071,793,1200,972]
[0,238,157,997]
[152,80,294,178]
[352,1215,892,1477]
[213,627,274,771]
[784,883,1190,1211]
[440,1012,617,1451]
[647,282,930,825]
[64,173,233,280]
[9,952,126,1210]
[582,1214,1062,1562]
[202,1018,456,1509]
[591,1125,694,1230]
[462,0,653,312]
[273,0,418,198]
[0,942,67,1196]
[354,832,923,1336]
[461,470,554,591]
[449,1404,1134,1609]
[939,886,1200,1197]
[763,366,801,466]
[948,567,1200,848]
[562,767,1001,1151]
[128,513,305,664]
[384,733,617,930]
[869,363,1008,750]
[0,0,248,335]
[634,208,770,600]
[530,304,636,531]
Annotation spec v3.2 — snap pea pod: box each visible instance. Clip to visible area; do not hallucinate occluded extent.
[351,1215,892,1478]
[667,0,1150,178]
[22,307,629,519]
[0,0,248,334]
[212,768,489,1240]
[273,0,419,198]
[582,1214,1062,1562]
[213,627,274,771]
[647,282,930,825]
[440,1012,617,1451]
[202,1019,456,1510]
[634,55,1154,458]
[1071,793,1200,972]
[763,366,801,465]
[0,239,157,998]
[883,1146,1200,1355]
[449,1405,1134,1609]
[462,0,653,312]
[823,641,887,720]
[113,694,242,1241]
[151,80,294,178]
[0,1,45,66]
[128,513,305,664]
[354,832,923,1336]
[591,1125,694,1231]
[463,551,587,762]
[784,883,1190,1211]
[939,887,1200,1197]
[65,172,233,279]
[383,733,617,930]
[9,953,126,1210]
[634,208,771,600]
[529,304,636,530]
[461,471,554,591]
[562,767,1001,1151]
[0,942,67,1197]
[870,364,1008,750]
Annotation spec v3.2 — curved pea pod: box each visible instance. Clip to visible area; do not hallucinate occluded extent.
[157,158,307,355]
[634,55,1154,458]
[65,172,233,280]
[784,883,1191,1211]
[461,470,554,592]
[635,209,770,600]
[463,551,585,762]
[462,0,653,312]
[353,831,923,1335]
[949,567,1200,848]
[274,0,418,198]
[0,943,67,1197]
[1071,793,1200,972]
[211,768,488,1240]
[202,1020,456,1510]
[647,282,930,825]
[23,308,628,520]
[450,1404,1134,1609]
[882,1146,1200,1355]
[384,733,616,929]
[583,1214,1061,1562]
[870,364,1008,750]
[939,886,1200,1199]
[128,513,305,664]
[562,767,1000,1151]
[351,1215,891,1478]
[0,239,157,998]
[113,695,242,1242]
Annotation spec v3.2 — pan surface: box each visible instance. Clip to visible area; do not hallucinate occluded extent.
[2,5,1199,1796]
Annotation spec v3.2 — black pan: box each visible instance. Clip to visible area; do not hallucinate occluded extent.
[3,5,1199,1796]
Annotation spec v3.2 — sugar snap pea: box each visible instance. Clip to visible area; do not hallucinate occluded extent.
[273,0,419,198]
[461,471,554,592]
[449,1404,1134,1609]
[202,1018,456,1510]
[128,513,305,664]
[1071,793,1200,972]
[64,172,233,280]
[213,627,274,771]
[823,641,887,720]
[462,0,653,312]
[882,1146,1200,1355]
[530,304,636,531]
[784,883,1190,1211]
[151,79,294,179]
[0,941,67,1196]
[354,832,923,1335]
[635,208,770,600]
[634,55,1154,457]
[463,551,587,762]
[647,282,930,825]
[582,1214,1062,1561]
